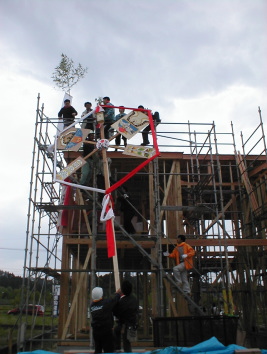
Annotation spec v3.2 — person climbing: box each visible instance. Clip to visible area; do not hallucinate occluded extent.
[163,234,195,294]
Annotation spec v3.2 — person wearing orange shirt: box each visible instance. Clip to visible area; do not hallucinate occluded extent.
[164,234,195,294]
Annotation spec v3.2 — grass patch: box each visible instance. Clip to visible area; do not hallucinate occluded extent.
[0,304,58,349]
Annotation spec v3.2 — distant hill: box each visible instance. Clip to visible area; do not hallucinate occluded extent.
[0,270,23,289]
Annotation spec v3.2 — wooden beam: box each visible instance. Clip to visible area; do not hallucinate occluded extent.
[248,162,267,178]
[61,248,92,339]
[237,152,259,212]
[63,237,267,247]
[159,161,177,223]
[163,278,178,316]
[100,124,120,290]
[77,190,92,236]
[163,238,267,247]
[203,199,233,235]
[64,238,155,248]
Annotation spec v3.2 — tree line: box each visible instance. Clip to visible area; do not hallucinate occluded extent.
[0,270,53,307]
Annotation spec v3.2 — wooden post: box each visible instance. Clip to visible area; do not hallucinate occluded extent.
[8,328,12,354]
[61,248,92,339]
[100,124,120,290]
[58,227,70,339]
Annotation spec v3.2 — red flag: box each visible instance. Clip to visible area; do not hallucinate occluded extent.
[61,178,72,226]
[100,194,116,258]
[106,217,115,258]
[105,199,115,258]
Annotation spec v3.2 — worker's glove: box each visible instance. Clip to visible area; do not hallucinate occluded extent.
[163,251,169,256]
[182,254,188,259]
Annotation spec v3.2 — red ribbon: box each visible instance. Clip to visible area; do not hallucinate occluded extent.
[103,195,115,258]
[106,110,160,194]
[61,178,72,226]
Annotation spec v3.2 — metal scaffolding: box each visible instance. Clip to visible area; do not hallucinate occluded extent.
[14,94,267,351]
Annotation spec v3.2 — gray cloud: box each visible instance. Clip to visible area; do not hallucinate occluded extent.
[0,0,266,274]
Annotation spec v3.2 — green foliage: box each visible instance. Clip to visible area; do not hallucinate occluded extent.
[51,53,88,94]
[0,271,23,289]
[95,97,103,105]
[0,270,54,308]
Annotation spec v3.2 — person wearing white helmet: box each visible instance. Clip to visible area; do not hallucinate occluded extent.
[90,286,121,353]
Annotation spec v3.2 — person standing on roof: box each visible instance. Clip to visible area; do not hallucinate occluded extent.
[138,105,161,146]
[58,99,78,128]
[163,234,195,295]
[115,106,127,148]
[90,286,121,353]
[113,280,139,353]
[102,96,115,139]
[81,101,95,130]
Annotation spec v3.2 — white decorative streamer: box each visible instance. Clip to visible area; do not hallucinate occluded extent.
[100,194,114,222]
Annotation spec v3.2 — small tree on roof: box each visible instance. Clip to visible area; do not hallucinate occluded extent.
[51,53,88,94]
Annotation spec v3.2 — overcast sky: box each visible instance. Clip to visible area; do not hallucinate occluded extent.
[0,0,266,276]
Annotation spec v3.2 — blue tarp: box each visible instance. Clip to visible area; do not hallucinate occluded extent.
[18,336,267,354]
[147,337,245,353]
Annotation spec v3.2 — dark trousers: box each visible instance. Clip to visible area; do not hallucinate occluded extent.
[93,328,114,353]
[142,125,151,144]
[104,123,113,139]
[114,323,132,353]
[115,134,127,147]
[141,121,160,144]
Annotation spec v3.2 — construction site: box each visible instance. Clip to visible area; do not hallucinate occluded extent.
[14,94,267,352]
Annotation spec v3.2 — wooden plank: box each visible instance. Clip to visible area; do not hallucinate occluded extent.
[65,239,155,248]
[237,152,259,212]
[61,248,92,339]
[149,162,154,232]
[58,227,71,338]
[203,199,233,235]
[163,278,178,316]
[248,162,267,177]
[77,189,92,236]
[63,237,267,247]
[100,124,120,290]
[160,161,178,223]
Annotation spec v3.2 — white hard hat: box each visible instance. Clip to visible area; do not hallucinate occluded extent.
[92,287,103,300]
